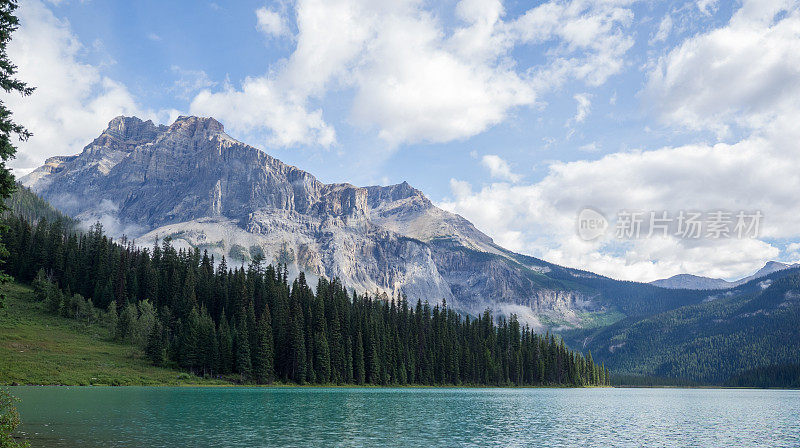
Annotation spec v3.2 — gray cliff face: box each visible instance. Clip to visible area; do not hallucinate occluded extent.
[22,115,609,328]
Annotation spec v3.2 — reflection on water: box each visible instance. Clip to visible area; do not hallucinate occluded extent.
[13,387,800,447]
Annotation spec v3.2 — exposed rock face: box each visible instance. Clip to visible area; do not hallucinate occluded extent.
[22,115,622,328]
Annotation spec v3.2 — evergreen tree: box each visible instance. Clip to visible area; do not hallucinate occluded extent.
[288,301,307,383]
[312,295,331,383]
[234,311,252,381]
[178,307,201,372]
[104,300,118,337]
[217,313,233,374]
[145,319,166,367]
[253,306,275,384]
[116,303,137,342]
[354,331,365,385]
[0,0,33,313]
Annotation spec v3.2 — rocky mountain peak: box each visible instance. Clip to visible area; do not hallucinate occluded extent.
[366,180,428,207]
[166,115,225,140]
[103,116,163,142]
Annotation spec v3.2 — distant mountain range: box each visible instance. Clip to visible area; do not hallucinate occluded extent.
[566,265,800,384]
[650,261,800,290]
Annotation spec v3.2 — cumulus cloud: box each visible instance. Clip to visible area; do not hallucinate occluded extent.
[192,0,637,148]
[191,77,336,147]
[645,0,800,135]
[255,7,289,37]
[481,154,521,183]
[441,121,799,281]
[3,0,167,175]
[509,0,635,87]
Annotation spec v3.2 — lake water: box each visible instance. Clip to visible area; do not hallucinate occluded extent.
[11,387,800,447]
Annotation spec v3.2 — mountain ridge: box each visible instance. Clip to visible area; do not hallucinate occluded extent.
[650,261,799,290]
[19,115,705,329]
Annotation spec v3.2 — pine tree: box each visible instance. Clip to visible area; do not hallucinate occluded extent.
[116,303,137,342]
[217,312,233,374]
[145,319,166,366]
[0,0,34,313]
[289,301,307,383]
[177,268,197,320]
[253,306,275,384]
[234,311,252,381]
[104,300,118,337]
[354,331,365,385]
[312,295,331,383]
[179,307,201,372]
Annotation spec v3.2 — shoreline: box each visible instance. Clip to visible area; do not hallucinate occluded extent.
[4,383,798,390]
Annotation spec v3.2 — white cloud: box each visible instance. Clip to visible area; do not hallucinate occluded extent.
[645,0,800,135]
[578,142,599,152]
[255,7,289,37]
[696,0,719,16]
[190,77,336,147]
[441,113,800,281]
[570,93,592,124]
[649,14,672,44]
[192,0,637,149]
[481,154,521,183]
[147,32,161,41]
[2,0,166,174]
[509,0,635,87]
[170,66,216,100]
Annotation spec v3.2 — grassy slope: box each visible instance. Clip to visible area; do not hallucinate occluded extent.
[0,282,227,386]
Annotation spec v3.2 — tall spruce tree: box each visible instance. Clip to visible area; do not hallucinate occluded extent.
[145,319,166,367]
[0,0,33,311]
[217,312,233,374]
[234,311,252,380]
[253,306,275,384]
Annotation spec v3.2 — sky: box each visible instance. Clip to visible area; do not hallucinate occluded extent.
[5,0,800,282]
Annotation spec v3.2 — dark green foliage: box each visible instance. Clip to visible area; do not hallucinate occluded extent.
[145,319,166,367]
[0,0,33,314]
[253,307,275,384]
[1,211,608,387]
[234,311,252,381]
[2,186,76,227]
[566,269,800,385]
[217,313,233,375]
[725,364,800,388]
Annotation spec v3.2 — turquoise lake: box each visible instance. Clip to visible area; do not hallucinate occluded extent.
[11,387,800,447]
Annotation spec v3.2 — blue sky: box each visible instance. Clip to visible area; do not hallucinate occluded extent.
[7,0,800,281]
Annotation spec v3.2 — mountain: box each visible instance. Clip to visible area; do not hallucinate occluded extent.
[649,274,732,290]
[565,266,800,384]
[20,115,707,329]
[650,261,798,290]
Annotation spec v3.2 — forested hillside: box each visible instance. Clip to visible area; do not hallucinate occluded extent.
[2,184,77,226]
[0,201,608,387]
[565,270,800,385]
